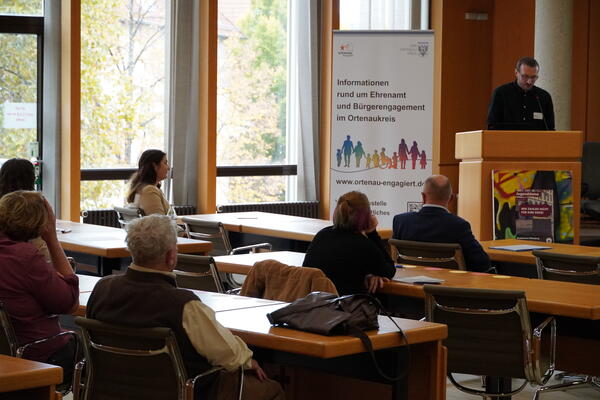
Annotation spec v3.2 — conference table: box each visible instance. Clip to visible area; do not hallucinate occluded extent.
[214,251,305,274]
[480,238,600,265]
[381,266,600,377]
[181,211,393,242]
[75,276,447,400]
[0,355,62,400]
[57,220,212,276]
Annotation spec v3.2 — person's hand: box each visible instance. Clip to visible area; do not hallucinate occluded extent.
[40,197,58,243]
[250,359,268,381]
[364,274,389,293]
[364,214,378,234]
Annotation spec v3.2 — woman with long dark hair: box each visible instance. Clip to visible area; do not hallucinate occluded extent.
[126,149,170,215]
[303,191,396,295]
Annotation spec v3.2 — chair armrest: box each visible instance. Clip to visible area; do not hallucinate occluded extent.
[16,330,79,358]
[226,288,242,295]
[72,360,86,400]
[185,366,224,399]
[231,243,272,254]
[532,316,556,384]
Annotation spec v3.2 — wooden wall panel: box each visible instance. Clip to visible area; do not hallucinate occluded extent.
[586,0,600,142]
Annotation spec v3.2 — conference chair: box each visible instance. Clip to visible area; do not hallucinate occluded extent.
[240,259,338,302]
[581,141,600,220]
[73,317,243,400]
[532,251,600,285]
[174,254,225,293]
[114,206,145,229]
[531,250,600,394]
[388,239,466,270]
[424,285,556,400]
[0,301,79,394]
[182,217,272,288]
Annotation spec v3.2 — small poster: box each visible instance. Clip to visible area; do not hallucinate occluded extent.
[515,189,553,242]
[492,170,574,243]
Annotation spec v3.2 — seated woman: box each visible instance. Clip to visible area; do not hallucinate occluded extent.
[303,191,396,295]
[0,191,79,382]
[0,158,50,262]
[126,149,171,215]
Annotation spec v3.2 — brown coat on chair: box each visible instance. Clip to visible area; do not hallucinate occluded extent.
[239,259,338,302]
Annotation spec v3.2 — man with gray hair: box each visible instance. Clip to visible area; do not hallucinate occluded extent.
[392,175,491,272]
[86,215,284,399]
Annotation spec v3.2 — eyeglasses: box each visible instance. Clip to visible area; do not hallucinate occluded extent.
[518,72,538,81]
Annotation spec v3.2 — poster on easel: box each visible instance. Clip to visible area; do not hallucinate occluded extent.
[329,31,434,228]
[492,170,574,243]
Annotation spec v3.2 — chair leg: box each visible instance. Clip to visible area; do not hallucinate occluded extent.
[534,376,595,400]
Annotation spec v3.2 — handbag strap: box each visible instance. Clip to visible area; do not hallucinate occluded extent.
[346,315,410,382]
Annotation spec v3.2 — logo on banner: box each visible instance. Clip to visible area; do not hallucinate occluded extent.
[338,42,354,57]
[399,41,431,57]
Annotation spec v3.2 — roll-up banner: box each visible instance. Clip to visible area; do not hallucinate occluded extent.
[330,31,434,228]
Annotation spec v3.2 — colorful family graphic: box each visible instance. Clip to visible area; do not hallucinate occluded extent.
[335,135,428,170]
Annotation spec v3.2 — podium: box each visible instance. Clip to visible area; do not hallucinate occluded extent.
[455,130,583,243]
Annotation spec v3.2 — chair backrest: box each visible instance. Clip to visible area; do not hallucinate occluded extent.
[182,218,231,256]
[0,301,17,356]
[582,141,600,199]
[240,260,338,302]
[424,285,541,381]
[114,206,145,229]
[389,239,466,270]
[532,250,600,285]
[75,317,188,400]
[174,254,225,293]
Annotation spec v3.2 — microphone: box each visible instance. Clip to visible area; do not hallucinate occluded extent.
[535,95,549,130]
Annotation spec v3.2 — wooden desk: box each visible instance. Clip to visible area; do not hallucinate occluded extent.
[381,266,600,376]
[0,355,62,399]
[218,304,447,400]
[214,251,305,274]
[482,238,600,265]
[183,212,393,241]
[58,220,212,275]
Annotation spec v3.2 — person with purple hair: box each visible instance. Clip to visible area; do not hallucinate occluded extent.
[303,191,395,295]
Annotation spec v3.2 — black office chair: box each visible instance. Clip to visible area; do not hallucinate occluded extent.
[114,206,145,229]
[174,254,225,293]
[0,301,79,394]
[74,317,243,400]
[582,142,600,220]
[388,239,466,270]
[182,218,272,288]
[424,285,556,399]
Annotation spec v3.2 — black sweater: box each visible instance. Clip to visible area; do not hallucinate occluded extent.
[303,226,396,295]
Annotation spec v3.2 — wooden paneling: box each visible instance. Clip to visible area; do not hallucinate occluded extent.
[490,0,535,88]
[60,0,81,221]
[587,0,600,141]
[198,0,217,213]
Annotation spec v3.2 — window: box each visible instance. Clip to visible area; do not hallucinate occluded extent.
[340,0,428,30]
[216,0,293,204]
[0,5,44,169]
[80,0,168,210]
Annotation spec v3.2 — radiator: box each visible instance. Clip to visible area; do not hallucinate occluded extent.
[173,205,196,216]
[217,201,319,218]
[81,209,120,228]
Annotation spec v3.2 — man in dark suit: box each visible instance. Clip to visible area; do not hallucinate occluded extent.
[392,175,491,272]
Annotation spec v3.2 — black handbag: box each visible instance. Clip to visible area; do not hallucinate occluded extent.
[266,291,409,381]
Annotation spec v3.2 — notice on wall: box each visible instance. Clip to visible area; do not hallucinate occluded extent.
[3,102,36,129]
[329,31,434,228]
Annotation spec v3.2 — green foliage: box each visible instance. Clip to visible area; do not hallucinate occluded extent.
[217,0,288,204]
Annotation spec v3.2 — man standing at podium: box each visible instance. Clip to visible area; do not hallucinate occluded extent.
[487,57,555,130]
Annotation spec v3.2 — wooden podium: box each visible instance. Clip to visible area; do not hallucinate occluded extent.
[455,130,583,243]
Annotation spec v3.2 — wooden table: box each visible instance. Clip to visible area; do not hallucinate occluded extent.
[0,355,62,399]
[381,266,600,376]
[214,251,305,274]
[481,238,600,265]
[217,303,446,400]
[183,212,393,241]
[58,220,212,276]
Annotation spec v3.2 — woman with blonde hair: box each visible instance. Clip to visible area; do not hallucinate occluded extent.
[303,191,395,295]
[0,191,79,385]
[126,149,171,215]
